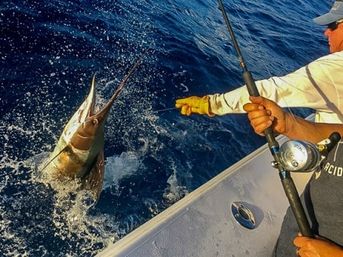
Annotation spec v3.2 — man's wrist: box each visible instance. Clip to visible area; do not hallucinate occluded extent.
[283,112,294,138]
[205,96,215,117]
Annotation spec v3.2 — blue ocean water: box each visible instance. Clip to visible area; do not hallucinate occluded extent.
[0,0,329,256]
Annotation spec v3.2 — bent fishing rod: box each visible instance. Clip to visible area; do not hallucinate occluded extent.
[217,0,313,237]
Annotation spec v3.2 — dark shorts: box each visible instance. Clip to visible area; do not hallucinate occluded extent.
[273,185,317,257]
[272,207,299,257]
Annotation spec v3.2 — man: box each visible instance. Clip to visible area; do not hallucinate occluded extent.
[244,95,343,257]
[175,0,343,124]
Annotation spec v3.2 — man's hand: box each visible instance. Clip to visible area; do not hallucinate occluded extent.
[175,96,214,116]
[243,96,288,136]
[294,235,343,257]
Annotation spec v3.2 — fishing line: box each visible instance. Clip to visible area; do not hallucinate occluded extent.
[149,107,176,114]
[115,107,176,121]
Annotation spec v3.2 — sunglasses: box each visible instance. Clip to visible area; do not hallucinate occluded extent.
[327,20,343,30]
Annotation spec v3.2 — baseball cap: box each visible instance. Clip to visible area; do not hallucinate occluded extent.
[313,0,343,25]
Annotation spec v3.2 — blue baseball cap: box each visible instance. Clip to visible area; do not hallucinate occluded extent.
[313,0,343,25]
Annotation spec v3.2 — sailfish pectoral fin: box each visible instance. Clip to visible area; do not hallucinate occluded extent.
[81,150,105,201]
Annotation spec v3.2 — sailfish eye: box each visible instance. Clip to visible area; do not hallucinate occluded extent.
[92,119,99,125]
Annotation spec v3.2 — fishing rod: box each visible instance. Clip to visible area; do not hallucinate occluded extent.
[217,0,313,237]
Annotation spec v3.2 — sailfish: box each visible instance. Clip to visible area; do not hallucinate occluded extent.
[41,56,143,201]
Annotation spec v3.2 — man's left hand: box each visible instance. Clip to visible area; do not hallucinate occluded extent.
[294,235,343,257]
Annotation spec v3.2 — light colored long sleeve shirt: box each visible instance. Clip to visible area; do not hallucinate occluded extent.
[208,51,343,124]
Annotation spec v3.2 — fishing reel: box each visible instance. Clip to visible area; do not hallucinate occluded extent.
[275,132,341,172]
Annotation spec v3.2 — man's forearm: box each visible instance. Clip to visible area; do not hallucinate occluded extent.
[284,113,343,143]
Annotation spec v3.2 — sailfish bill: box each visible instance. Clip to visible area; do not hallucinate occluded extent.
[41,56,144,201]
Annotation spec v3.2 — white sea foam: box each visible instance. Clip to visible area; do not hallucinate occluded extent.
[163,159,188,204]
[103,152,141,190]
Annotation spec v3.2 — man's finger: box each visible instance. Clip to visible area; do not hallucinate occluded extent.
[175,98,189,105]
[253,120,273,135]
[247,110,269,121]
[175,102,185,108]
[293,236,311,247]
[298,248,313,257]
[181,105,189,115]
[243,103,261,112]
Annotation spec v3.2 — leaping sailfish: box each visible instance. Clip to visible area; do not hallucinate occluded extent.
[41,56,144,201]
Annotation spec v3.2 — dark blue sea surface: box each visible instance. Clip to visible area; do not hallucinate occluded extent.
[0,0,329,256]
